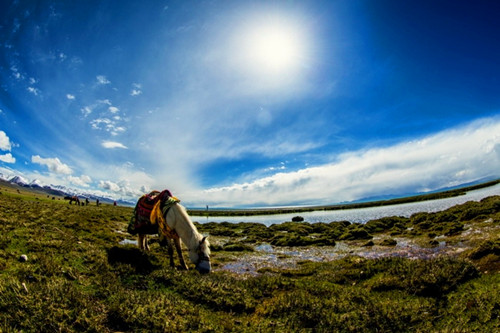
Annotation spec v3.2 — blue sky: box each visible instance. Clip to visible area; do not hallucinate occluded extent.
[1,0,499,207]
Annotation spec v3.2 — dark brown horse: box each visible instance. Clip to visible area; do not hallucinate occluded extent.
[64,195,80,205]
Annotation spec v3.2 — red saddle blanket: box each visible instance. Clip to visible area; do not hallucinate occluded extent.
[127,190,172,235]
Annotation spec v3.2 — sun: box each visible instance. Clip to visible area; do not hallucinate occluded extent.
[237,17,307,78]
[247,24,301,73]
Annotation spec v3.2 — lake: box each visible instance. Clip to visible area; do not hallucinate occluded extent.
[194,183,500,226]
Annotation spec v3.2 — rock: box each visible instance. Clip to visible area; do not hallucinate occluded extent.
[19,254,28,262]
[380,239,397,246]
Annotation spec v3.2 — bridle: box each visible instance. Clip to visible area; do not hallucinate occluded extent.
[196,238,210,265]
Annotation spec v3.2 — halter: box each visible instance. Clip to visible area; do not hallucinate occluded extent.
[196,246,210,264]
[195,237,211,274]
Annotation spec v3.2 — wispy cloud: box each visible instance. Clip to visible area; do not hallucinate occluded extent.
[31,155,73,175]
[131,83,142,96]
[66,94,75,100]
[91,118,126,136]
[108,106,119,113]
[101,141,128,149]
[27,87,40,96]
[96,75,110,85]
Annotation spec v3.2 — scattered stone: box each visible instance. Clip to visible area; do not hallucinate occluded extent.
[380,239,397,246]
[429,240,440,247]
[362,240,375,247]
[19,254,28,262]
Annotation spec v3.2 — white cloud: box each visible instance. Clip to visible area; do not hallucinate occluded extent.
[81,106,93,116]
[108,106,119,113]
[92,118,126,136]
[27,87,40,95]
[10,65,22,80]
[68,174,92,187]
[99,180,121,192]
[91,118,111,129]
[0,153,15,163]
[96,75,110,85]
[194,118,500,207]
[88,163,153,199]
[0,131,12,151]
[66,94,75,100]
[31,155,73,175]
[131,89,142,96]
[98,99,112,105]
[101,141,128,149]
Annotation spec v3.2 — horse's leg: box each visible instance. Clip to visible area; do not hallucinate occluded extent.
[138,234,144,250]
[138,234,149,251]
[159,235,175,268]
[167,238,175,268]
[174,238,188,270]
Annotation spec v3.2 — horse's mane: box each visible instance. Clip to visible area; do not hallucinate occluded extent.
[170,203,210,255]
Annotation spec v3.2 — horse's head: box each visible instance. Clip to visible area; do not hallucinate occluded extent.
[190,236,211,274]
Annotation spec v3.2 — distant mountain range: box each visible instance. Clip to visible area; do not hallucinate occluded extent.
[0,173,135,206]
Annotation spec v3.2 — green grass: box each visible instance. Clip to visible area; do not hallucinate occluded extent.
[0,186,499,332]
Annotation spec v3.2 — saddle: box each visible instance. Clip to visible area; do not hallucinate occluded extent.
[127,190,175,235]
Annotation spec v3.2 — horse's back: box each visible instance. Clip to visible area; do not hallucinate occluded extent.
[127,190,173,235]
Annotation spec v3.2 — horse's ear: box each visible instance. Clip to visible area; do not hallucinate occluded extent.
[200,236,208,245]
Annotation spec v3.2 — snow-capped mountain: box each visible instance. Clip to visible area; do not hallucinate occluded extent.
[1,174,134,206]
[9,175,29,186]
[29,179,44,188]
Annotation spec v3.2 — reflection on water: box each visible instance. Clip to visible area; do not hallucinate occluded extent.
[197,184,500,226]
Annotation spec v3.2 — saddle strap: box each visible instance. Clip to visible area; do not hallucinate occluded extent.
[150,197,180,239]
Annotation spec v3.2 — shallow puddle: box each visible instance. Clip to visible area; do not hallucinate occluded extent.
[217,239,469,276]
[119,239,137,245]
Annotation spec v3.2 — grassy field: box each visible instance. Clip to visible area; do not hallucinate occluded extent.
[0,183,499,332]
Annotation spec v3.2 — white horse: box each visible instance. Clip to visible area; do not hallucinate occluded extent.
[138,202,211,274]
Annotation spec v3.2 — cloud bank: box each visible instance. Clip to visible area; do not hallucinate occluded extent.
[194,118,500,207]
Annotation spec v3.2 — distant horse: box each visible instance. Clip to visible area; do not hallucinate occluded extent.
[129,191,211,274]
[64,195,80,205]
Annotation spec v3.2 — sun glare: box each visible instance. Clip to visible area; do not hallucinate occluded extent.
[237,16,308,79]
[248,24,301,73]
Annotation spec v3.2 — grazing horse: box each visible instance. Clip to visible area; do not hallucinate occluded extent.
[64,195,80,205]
[130,191,211,274]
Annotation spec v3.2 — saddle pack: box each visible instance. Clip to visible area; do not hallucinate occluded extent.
[127,189,173,235]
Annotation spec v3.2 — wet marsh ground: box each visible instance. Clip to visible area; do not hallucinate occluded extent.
[0,183,499,332]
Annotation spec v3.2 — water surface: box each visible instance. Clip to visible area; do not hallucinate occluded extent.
[195,184,500,226]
